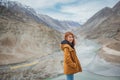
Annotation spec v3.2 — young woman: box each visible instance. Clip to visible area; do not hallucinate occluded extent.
[60,32,82,80]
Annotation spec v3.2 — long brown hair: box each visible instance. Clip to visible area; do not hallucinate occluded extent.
[64,32,76,46]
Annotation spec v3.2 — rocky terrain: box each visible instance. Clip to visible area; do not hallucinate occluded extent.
[78,1,120,64]
[0,1,62,64]
[0,1,63,79]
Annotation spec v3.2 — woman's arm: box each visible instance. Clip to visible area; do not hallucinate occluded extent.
[64,48,76,68]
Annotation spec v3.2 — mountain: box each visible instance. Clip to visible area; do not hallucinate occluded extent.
[38,14,81,32]
[0,0,47,23]
[0,1,64,79]
[78,1,120,63]
[82,7,113,31]
[0,0,81,33]
[1,0,81,32]
[112,1,120,15]
[0,0,61,64]
[79,1,120,41]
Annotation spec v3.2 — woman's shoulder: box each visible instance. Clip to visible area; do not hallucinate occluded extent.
[61,44,74,51]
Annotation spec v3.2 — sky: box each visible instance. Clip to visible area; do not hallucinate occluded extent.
[9,0,119,24]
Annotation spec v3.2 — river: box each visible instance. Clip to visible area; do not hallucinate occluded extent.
[48,39,120,80]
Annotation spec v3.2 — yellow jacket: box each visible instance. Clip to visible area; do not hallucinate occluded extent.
[61,44,82,74]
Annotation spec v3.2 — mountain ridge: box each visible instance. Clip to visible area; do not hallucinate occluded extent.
[0,0,81,32]
[38,14,81,32]
[78,1,120,64]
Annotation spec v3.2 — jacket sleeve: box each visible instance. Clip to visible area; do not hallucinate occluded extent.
[63,47,76,68]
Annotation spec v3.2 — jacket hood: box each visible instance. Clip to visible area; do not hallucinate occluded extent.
[61,40,74,49]
[61,40,69,44]
[60,44,74,52]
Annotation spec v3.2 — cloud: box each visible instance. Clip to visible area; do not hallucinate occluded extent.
[59,0,120,23]
[9,0,75,8]
[8,0,120,24]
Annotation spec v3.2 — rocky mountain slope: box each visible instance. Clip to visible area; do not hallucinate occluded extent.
[0,1,62,65]
[0,1,64,79]
[78,1,120,63]
[80,1,120,41]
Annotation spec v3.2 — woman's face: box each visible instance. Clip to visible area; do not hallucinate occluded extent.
[66,35,74,43]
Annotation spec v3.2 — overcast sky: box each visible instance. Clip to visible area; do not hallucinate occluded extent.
[9,0,119,24]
